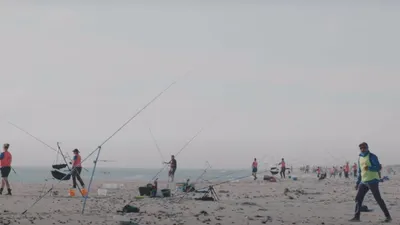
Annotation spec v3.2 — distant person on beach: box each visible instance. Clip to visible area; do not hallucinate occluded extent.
[165,155,177,182]
[278,158,286,178]
[330,167,336,178]
[252,158,258,180]
[353,162,358,178]
[0,143,12,195]
[316,166,321,177]
[71,149,85,189]
[349,142,391,222]
[344,162,350,178]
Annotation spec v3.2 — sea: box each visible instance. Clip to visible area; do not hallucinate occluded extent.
[8,166,252,184]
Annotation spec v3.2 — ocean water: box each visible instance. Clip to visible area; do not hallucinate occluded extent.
[8,166,252,184]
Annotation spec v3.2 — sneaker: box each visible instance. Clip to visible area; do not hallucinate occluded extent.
[349,217,361,222]
[383,217,392,223]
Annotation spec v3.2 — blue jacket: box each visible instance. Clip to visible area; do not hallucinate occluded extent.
[356,151,381,185]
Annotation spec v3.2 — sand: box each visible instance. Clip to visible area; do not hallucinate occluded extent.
[0,173,398,225]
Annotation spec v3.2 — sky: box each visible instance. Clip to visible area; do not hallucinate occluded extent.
[0,1,399,169]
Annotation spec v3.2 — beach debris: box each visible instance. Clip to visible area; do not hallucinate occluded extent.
[261,216,273,224]
[241,202,257,206]
[117,205,140,213]
[219,190,229,193]
[197,210,209,216]
[216,206,225,211]
[202,218,211,223]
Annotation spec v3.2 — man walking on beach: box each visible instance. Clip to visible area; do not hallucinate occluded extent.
[252,158,258,180]
[71,149,85,189]
[0,143,12,195]
[349,142,391,223]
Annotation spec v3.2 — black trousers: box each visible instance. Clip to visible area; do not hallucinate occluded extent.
[353,170,357,177]
[280,167,286,178]
[72,167,85,188]
[354,182,390,218]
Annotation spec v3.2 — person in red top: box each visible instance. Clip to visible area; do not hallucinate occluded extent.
[0,143,12,195]
[344,162,350,178]
[252,158,258,180]
[71,149,85,189]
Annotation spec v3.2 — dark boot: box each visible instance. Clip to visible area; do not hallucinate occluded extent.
[5,188,11,196]
[0,188,3,195]
[383,216,392,223]
[349,217,360,222]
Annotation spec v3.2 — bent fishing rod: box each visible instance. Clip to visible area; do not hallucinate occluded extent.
[21,77,180,215]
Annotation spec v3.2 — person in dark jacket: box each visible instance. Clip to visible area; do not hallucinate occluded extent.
[349,142,391,223]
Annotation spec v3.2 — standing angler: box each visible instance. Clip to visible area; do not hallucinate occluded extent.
[278,158,286,178]
[252,158,258,180]
[349,142,391,223]
[164,155,177,182]
[71,149,85,190]
[0,143,12,195]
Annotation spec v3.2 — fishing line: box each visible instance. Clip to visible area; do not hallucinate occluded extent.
[8,123,90,172]
[57,142,85,198]
[149,127,204,182]
[21,76,182,215]
[200,154,269,183]
[176,161,212,202]
[149,128,165,163]
[174,167,273,200]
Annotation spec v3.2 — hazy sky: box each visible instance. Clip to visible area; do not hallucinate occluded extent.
[1,1,399,169]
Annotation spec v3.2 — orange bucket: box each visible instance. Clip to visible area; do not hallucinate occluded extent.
[81,188,88,197]
[69,189,76,197]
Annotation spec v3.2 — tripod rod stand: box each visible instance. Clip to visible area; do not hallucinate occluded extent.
[203,185,219,201]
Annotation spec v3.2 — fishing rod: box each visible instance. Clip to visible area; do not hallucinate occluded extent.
[174,155,271,200]
[21,77,180,215]
[149,127,204,182]
[8,122,89,173]
[200,154,270,183]
[56,142,85,198]
[176,161,212,202]
[174,167,273,200]
[93,160,117,163]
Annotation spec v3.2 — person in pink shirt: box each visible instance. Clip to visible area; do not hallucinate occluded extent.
[252,158,258,180]
[344,162,350,178]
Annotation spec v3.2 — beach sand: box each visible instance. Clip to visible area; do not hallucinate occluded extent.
[1,173,398,225]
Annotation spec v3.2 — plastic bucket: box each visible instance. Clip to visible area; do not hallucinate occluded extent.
[69,189,75,197]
